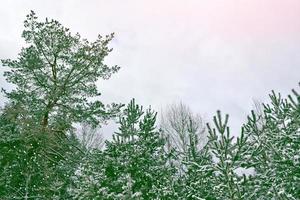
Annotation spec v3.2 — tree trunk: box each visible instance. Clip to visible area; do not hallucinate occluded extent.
[42,111,49,129]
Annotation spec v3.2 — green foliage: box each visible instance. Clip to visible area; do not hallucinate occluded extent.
[183,84,300,200]
[1,10,299,200]
[182,111,249,200]
[182,145,215,200]
[68,149,107,199]
[1,11,121,131]
[206,112,249,199]
[0,103,84,198]
[106,99,176,199]
[0,11,121,199]
[69,99,177,199]
[242,87,300,199]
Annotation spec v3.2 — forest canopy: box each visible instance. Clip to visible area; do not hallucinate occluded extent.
[0,12,299,200]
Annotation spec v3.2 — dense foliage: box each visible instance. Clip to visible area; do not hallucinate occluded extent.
[1,12,299,199]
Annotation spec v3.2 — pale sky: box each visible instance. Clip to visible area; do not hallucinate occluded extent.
[1,0,300,138]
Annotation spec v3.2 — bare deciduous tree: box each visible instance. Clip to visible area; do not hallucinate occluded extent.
[160,102,206,160]
[252,99,266,130]
[77,123,105,151]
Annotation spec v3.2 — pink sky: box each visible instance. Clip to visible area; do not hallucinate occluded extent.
[138,0,300,39]
[204,0,300,38]
[3,0,299,41]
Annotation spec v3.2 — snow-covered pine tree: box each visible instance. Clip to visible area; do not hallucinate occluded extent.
[242,84,300,199]
[182,110,254,200]
[67,149,108,199]
[181,143,216,200]
[207,111,254,199]
[103,99,176,199]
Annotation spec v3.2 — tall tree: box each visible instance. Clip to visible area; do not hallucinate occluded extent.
[1,11,121,132]
[0,11,121,199]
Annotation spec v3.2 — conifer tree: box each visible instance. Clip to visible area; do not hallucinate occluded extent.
[70,99,177,199]
[242,84,300,199]
[181,144,216,200]
[1,10,300,200]
[0,11,121,198]
[1,11,121,132]
[104,99,177,199]
[207,111,252,199]
[183,84,300,200]
[183,111,251,200]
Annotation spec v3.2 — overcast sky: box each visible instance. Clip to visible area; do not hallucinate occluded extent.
[1,0,300,138]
